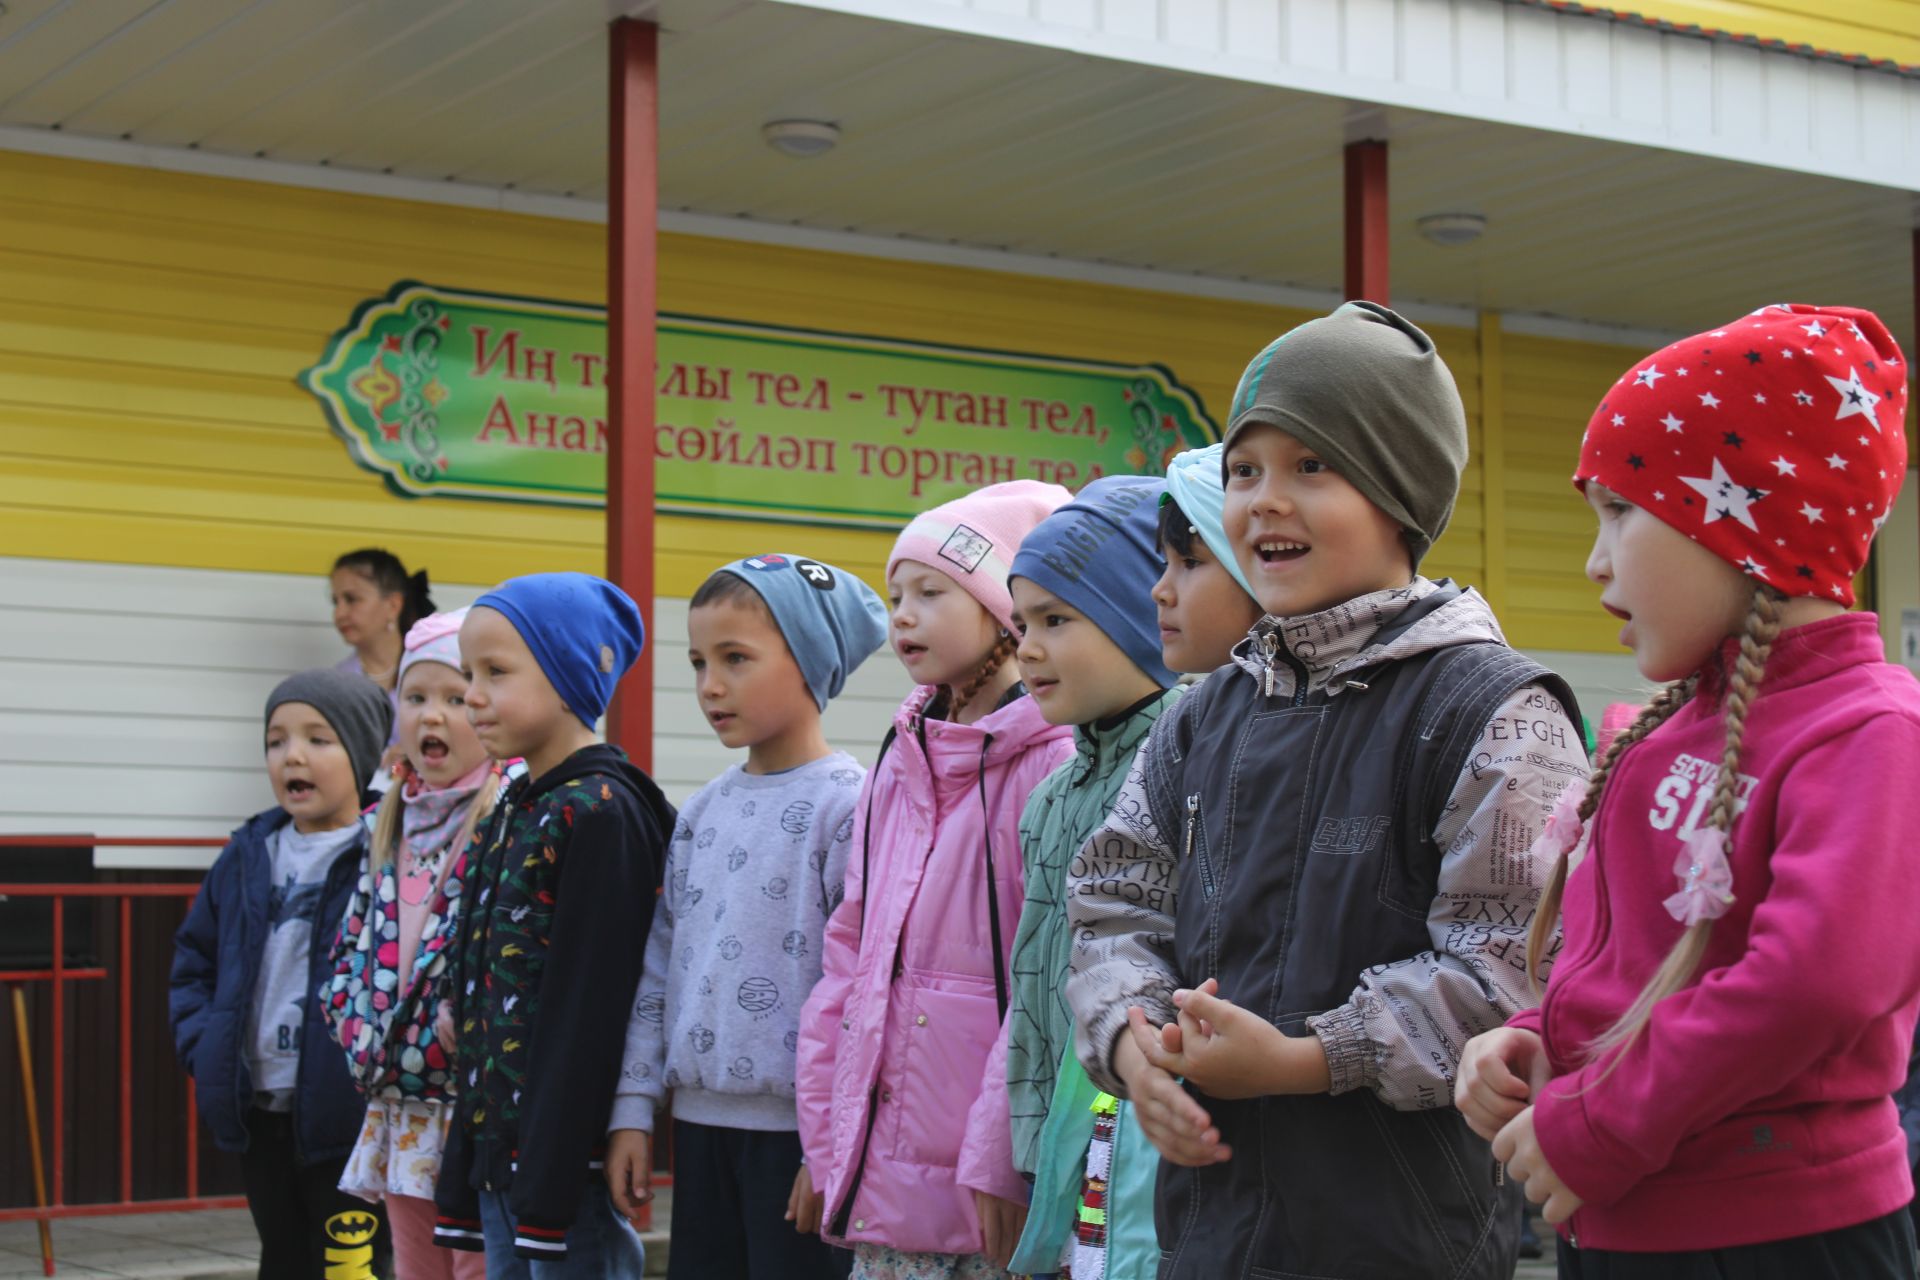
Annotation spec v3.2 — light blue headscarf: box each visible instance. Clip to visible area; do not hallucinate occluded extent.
[1162,443,1255,596]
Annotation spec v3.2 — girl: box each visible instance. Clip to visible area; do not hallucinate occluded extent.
[1456,304,1920,1277]
[797,480,1075,1280]
[332,547,435,695]
[326,609,498,1280]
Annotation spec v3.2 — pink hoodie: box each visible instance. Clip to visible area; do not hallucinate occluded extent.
[796,684,1073,1255]
[1509,613,1920,1251]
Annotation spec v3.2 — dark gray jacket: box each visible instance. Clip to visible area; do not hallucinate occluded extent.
[1068,580,1587,1280]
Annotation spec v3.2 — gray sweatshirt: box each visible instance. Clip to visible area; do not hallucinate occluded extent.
[248,820,361,1108]
[611,753,863,1133]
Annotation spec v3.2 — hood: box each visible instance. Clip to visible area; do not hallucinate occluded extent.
[894,683,1073,783]
[1230,578,1507,700]
[513,742,677,833]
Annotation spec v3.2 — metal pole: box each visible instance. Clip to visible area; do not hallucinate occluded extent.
[605,17,660,771]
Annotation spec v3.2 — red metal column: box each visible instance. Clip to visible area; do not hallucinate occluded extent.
[1344,139,1389,305]
[606,17,659,771]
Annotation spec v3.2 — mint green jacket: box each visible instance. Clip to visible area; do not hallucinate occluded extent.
[1005,686,1181,1278]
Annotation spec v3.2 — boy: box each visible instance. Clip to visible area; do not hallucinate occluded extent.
[171,668,396,1280]
[604,554,888,1280]
[1153,443,1265,679]
[1067,303,1589,1279]
[965,476,1183,1278]
[432,573,675,1278]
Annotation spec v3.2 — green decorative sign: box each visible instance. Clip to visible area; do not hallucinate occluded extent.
[300,281,1217,528]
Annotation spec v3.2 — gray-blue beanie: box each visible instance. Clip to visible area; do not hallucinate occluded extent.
[1010,475,1176,688]
[472,573,645,729]
[714,554,889,710]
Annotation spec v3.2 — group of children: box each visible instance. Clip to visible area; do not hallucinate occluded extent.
[170,298,1920,1280]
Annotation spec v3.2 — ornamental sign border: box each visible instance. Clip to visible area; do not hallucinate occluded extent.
[298,280,1220,530]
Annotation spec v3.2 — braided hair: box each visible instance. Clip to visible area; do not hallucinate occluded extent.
[1526,585,1785,1066]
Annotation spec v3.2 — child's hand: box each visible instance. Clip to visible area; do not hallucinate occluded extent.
[1493,1106,1583,1225]
[1139,980,1330,1100]
[1455,1026,1551,1141]
[972,1191,1029,1272]
[785,1164,824,1235]
[433,1000,457,1056]
[605,1128,654,1224]
[1118,1007,1231,1167]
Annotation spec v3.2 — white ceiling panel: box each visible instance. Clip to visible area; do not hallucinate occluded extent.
[0,0,1910,341]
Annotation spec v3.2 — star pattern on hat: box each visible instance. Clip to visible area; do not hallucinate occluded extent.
[1680,459,1768,532]
[1825,367,1882,429]
[1577,304,1909,606]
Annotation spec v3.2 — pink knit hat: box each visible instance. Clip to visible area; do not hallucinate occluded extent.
[886,480,1072,632]
[398,607,469,686]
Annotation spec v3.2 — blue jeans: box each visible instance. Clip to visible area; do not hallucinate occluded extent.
[479,1185,646,1279]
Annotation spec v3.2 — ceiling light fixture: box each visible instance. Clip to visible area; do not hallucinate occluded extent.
[1417,212,1488,246]
[762,120,840,158]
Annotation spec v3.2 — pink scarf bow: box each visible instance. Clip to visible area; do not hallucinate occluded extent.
[1663,826,1735,926]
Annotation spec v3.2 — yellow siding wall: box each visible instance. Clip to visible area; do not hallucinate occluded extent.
[1627,1,1920,69]
[0,148,1616,649]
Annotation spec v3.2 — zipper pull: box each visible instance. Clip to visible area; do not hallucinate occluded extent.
[1183,795,1199,861]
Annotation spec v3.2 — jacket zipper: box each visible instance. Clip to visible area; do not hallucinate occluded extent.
[1259,632,1311,706]
[1183,795,1215,899]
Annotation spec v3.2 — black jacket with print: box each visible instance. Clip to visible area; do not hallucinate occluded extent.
[433,744,673,1262]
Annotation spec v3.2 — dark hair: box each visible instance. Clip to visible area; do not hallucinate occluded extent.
[333,548,434,634]
[690,569,772,618]
[1156,497,1200,560]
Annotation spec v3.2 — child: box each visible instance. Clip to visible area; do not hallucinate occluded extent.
[171,668,396,1280]
[1152,443,1265,678]
[326,609,497,1280]
[603,553,889,1280]
[796,480,1075,1280]
[984,476,1182,1280]
[431,573,675,1278]
[1456,304,1920,1276]
[1066,302,1589,1280]
[1008,447,1265,1280]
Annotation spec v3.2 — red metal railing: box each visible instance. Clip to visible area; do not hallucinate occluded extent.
[0,836,245,1275]
[0,835,669,1273]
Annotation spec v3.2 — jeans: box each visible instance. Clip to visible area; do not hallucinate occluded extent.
[478,1183,647,1279]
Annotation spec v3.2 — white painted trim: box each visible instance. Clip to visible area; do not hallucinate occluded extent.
[0,124,608,224]
[0,123,1686,349]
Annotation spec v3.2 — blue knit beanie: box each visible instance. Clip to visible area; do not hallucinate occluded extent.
[710,554,890,710]
[1010,475,1176,688]
[471,573,645,729]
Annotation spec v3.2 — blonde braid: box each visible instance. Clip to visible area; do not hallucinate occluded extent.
[1525,676,1697,991]
[1582,585,1784,1067]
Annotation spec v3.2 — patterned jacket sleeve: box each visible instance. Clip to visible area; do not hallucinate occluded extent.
[1065,710,1187,1097]
[508,783,666,1258]
[1307,683,1586,1110]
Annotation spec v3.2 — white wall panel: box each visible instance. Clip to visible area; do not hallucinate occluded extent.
[0,557,912,863]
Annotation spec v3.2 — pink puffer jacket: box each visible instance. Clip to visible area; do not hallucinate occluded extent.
[797,684,1073,1255]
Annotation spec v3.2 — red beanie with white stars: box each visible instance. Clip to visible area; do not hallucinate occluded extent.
[1575,304,1910,606]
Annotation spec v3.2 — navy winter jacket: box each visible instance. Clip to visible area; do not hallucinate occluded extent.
[168,807,368,1165]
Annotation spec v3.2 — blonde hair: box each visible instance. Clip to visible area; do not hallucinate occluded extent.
[930,630,1019,722]
[1526,585,1785,1066]
[368,764,504,878]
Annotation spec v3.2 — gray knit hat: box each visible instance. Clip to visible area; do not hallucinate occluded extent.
[264,669,394,794]
[1220,302,1467,569]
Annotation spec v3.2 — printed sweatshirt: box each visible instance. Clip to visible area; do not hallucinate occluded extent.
[1509,613,1920,1251]
[611,753,864,1134]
